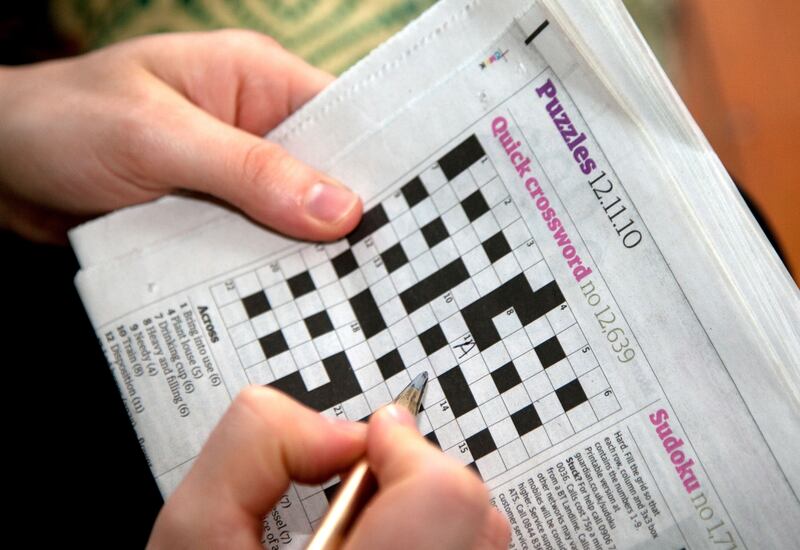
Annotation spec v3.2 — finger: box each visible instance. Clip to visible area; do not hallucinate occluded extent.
[471,507,513,550]
[150,387,366,548]
[343,406,493,550]
[123,91,362,240]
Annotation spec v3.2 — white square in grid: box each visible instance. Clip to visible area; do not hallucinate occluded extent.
[355,362,383,391]
[255,264,283,289]
[346,342,374,370]
[401,231,428,260]
[451,170,478,200]
[521,428,551,457]
[524,261,554,294]
[476,452,506,481]
[386,370,412,400]
[390,263,417,293]
[372,223,398,252]
[544,414,574,444]
[525,316,554,347]
[411,250,438,280]
[337,324,365,348]
[547,305,575,335]
[229,320,256,347]
[472,211,500,239]
[382,192,408,220]
[328,301,355,328]
[368,329,396,358]
[524,371,553,402]
[266,282,293,308]
[503,219,532,249]
[492,200,521,228]
[325,239,350,258]
[493,310,522,339]
[398,338,425,367]
[470,157,496,186]
[391,210,416,239]
[494,253,522,283]
[452,224,480,255]
[388,317,415,347]
[452,333,479,363]
[406,357,432,384]
[472,265,501,296]
[364,383,392,410]
[411,197,438,227]
[314,331,342,358]
[302,492,329,522]
[567,402,597,432]
[499,439,528,468]
[429,346,456,376]
[569,347,597,377]
[234,272,262,297]
[435,420,465,450]
[504,328,532,360]
[456,408,486,438]
[294,483,322,500]
[292,340,319,368]
[489,417,518,447]
[301,244,328,269]
[441,203,470,235]
[445,444,473,466]
[462,246,491,276]
[379,297,406,326]
[340,270,368,299]
[420,377,444,408]
[278,254,305,278]
[409,304,437,334]
[211,282,239,307]
[451,278,480,309]
[300,361,329,391]
[351,240,374,267]
[319,281,346,308]
[274,301,301,327]
[238,340,265,367]
[269,350,296,378]
[590,391,620,420]
[557,324,586,355]
[470,375,499,404]
[546,359,576,390]
[515,348,544,379]
[460,354,488,384]
[502,384,531,413]
[515,241,543,271]
[420,166,448,193]
[483,341,511,371]
[417,412,433,434]
[220,301,248,327]
[251,311,278,338]
[370,277,396,306]
[361,257,388,286]
[480,396,509,426]
[342,394,371,421]
[426,397,456,429]
[580,367,610,397]
[296,292,324,318]
[534,393,563,422]
[431,239,459,267]
[431,183,458,212]
[480,177,507,206]
[246,361,274,385]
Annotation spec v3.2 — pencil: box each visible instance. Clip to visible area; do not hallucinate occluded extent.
[305,371,429,550]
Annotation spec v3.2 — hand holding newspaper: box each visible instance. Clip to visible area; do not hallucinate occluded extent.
[69,1,799,548]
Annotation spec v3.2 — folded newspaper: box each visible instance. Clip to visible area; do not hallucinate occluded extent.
[69,0,800,548]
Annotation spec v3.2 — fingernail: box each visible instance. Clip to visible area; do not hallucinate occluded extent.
[383,404,417,430]
[304,181,358,225]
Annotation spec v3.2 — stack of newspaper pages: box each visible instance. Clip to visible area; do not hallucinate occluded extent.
[69,0,799,548]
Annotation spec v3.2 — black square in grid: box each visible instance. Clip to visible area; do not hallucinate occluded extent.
[482,231,512,263]
[304,311,334,338]
[323,481,342,503]
[242,291,270,318]
[466,428,497,460]
[401,177,428,207]
[419,324,447,355]
[381,243,408,273]
[535,336,566,368]
[511,404,542,435]
[461,190,490,221]
[491,362,522,394]
[332,249,358,277]
[421,218,449,248]
[287,271,315,298]
[466,461,482,480]
[555,379,588,412]
[424,431,441,448]
[376,349,405,379]
[259,330,289,359]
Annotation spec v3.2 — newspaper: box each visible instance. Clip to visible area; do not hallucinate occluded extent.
[69,1,800,548]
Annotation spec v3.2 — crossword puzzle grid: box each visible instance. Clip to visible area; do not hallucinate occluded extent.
[211,135,620,525]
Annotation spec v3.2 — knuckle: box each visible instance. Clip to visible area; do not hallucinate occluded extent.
[236,141,296,193]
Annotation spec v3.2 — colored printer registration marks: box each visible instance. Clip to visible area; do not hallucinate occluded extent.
[211,134,619,523]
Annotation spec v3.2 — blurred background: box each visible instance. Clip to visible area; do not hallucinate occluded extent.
[1,1,797,547]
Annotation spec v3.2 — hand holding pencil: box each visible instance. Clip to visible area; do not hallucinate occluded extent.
[147,383,510,550]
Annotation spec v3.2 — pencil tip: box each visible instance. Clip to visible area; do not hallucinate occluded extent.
[410,371,428,390]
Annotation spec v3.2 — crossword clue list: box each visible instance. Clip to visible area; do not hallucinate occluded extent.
[211,134,620,524]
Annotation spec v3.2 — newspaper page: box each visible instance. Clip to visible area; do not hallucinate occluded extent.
[71,1,799,549]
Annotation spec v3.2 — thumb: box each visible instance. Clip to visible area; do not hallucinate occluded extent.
[137,93,362,241]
